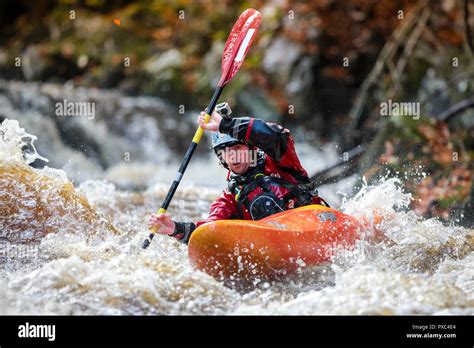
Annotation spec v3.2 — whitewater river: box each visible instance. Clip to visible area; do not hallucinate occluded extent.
[1,81,473,315]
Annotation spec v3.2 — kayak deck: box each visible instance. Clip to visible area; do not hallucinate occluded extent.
[188,204,367,281]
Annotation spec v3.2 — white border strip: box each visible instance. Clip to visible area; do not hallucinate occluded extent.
[235,29,255,62]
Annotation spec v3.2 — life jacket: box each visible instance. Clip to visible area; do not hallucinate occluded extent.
[227,151,329,220]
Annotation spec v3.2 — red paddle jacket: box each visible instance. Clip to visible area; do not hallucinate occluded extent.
[170,117,324,243]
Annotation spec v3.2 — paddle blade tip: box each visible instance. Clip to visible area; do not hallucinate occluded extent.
[142,238,151,249]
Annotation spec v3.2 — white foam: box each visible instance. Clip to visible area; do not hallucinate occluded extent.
[0,119,48,164]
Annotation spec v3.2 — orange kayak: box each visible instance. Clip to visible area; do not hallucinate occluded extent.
[188,204,373,281]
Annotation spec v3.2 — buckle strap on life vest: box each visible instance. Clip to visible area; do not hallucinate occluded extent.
[230,174,324,218]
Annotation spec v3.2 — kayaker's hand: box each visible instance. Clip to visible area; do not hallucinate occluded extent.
[147,213,175,235]
[198,110,222,132]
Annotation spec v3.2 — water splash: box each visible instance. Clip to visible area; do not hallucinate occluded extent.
[0,119,117,245]
[1,118,472,315]
[0,119,48,164]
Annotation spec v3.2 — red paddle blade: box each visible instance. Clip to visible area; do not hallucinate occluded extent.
[218,8,262,87]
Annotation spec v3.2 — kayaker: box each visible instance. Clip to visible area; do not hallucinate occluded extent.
[148,103,329,243]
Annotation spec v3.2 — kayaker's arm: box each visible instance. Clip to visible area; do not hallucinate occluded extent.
[169,189,240,244]
[219,117,290,162]
[204,189,239,218]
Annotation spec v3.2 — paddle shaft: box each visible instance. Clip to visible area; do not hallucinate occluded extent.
[142,86,223,248]
[162,86,222,211]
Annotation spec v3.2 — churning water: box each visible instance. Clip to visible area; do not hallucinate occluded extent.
[1,106,473,315]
